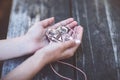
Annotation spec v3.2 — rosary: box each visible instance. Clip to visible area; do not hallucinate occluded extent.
[46,25,87,80]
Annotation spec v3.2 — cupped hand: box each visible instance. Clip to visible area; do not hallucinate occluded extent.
[24,17,78,54]
[34,25,83,64]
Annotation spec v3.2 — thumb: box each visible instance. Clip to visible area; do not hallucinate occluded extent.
[62,40,76,50]
[40,17,54,28]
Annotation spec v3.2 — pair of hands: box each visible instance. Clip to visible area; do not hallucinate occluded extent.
[24,17,83,64]
[1,17,83,80]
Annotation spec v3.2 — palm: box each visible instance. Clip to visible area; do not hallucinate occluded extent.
[26,23,49,49]
[26,18,78,52]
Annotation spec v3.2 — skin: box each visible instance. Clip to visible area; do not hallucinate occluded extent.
[0,17,83,80]
[0,17,77,60]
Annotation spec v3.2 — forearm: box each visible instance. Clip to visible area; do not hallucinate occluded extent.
[2,54,46,80]
[0,36,35,60]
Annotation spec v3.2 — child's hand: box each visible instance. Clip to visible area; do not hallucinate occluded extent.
[24,17,77,54]
[33,26,83,64]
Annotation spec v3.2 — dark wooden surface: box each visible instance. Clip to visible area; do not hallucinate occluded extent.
[72,0,120,80]
[1,0,120,80]
[0,0,12,39]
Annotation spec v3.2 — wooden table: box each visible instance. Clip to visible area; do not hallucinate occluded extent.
[2,0,120,80]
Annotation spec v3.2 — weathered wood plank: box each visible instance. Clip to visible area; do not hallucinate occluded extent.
[104,0,120,79]
[0,0,12,39]
[2,0,75,80]
[71,0,97,80]
[72,0,119,80]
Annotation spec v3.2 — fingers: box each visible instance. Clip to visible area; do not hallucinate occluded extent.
[60,41,79,59]
[66,21,78,28]
[72,25,83,41]
[61,48,76,59]
[40,17,55,28]
[68,29,73,36]
[75,26,83,41]
[53,18,74,28]
[61,40,81,59]
[61,25,83,59]
[61,40,76,50]
[44,18,75,29]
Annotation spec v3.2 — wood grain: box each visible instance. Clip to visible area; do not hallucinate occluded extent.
[72,0,120,80]
[0,0,12,39]
[2,0,120,80]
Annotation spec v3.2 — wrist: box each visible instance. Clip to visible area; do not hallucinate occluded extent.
[22,35,39,54]
[32,52,47,68]
[34,49,56,66]
[19,36,33,55]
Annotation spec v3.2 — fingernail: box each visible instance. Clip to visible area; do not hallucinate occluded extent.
[69,18,74,20]
[49,17,54,20]
[69,37,73,40]
[75,40,81,44]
